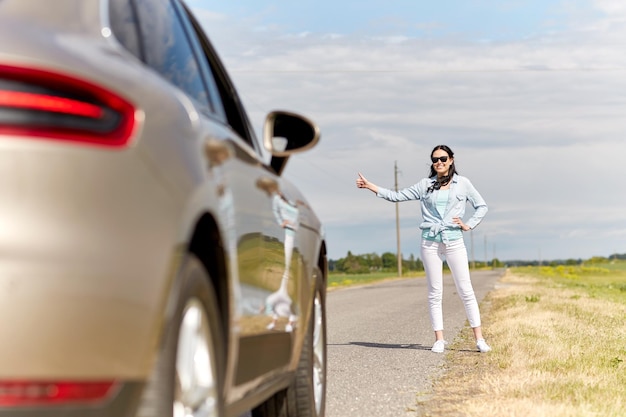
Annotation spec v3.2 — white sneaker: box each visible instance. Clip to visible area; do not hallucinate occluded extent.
[431,340,447,353]
[476,339,492,353]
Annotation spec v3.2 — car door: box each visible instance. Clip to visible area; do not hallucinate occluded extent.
[169,0,301,394]
[185,57,303,392]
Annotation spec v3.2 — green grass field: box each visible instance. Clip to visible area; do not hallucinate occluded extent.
[511,261,626,304]
[327,270,425,288]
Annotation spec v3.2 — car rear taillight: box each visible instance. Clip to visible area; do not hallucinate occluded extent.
[0,64,137,148]
[0,380,118,406]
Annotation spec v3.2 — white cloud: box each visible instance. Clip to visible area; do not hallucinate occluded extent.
[592,0,626,15]
[193,3,626,261]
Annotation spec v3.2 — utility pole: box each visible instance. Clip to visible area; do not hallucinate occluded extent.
[395,161,402,277]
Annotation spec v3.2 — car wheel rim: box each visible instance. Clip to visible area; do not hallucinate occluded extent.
[312,291,325,415]
[174,299,218,417]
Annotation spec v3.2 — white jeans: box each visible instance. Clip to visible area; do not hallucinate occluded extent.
[420,238,481,331]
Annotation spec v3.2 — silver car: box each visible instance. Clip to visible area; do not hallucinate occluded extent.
[0,0,327,416]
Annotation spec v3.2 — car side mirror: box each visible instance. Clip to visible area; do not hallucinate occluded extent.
[263,111,320,156]
[263,111,320,175]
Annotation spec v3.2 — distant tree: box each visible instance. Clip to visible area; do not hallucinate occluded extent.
[403,253,424,272]
[381,252,397,270]
[586,256,608,264]
[415,257,424,271]
[328,259,337,272]
[338,251,369,274]
[363,252,382,271]
[406,253,415,270]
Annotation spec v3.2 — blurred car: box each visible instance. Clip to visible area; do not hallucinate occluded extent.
[0,0,327,416]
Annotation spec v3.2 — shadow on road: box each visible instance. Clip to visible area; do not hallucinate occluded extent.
[327,341,430,350]
[327,341,479,353]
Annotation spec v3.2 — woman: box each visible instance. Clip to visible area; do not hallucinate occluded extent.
[355,145,491,353]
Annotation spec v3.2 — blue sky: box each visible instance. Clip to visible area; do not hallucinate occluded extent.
[192,0,596,40]
[189,0,626,262]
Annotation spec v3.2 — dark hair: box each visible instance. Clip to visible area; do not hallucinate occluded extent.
[427,144,458,193]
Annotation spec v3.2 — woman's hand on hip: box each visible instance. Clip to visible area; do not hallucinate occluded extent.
[453,217,470,231]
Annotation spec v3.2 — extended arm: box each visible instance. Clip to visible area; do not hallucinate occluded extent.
[357,172,424,202]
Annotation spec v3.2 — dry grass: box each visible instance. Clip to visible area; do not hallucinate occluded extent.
[418,268,626,417]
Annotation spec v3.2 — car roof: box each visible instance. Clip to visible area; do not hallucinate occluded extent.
[0,0,104,37]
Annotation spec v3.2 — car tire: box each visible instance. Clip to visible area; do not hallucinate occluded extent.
[136,255,224,417]
[254,266,327,417]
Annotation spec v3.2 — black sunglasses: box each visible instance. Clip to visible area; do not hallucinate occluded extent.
[431,156,449,163]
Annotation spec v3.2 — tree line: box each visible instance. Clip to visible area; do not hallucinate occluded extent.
[329,251,424,274]
[329,251,626,274]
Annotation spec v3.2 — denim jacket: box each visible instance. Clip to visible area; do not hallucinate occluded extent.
[376,174,488,243]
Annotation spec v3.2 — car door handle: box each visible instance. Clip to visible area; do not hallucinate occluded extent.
[255,176,279,196]
[204,138,234,168]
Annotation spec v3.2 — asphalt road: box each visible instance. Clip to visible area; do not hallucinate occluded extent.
[325,269,503,417]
